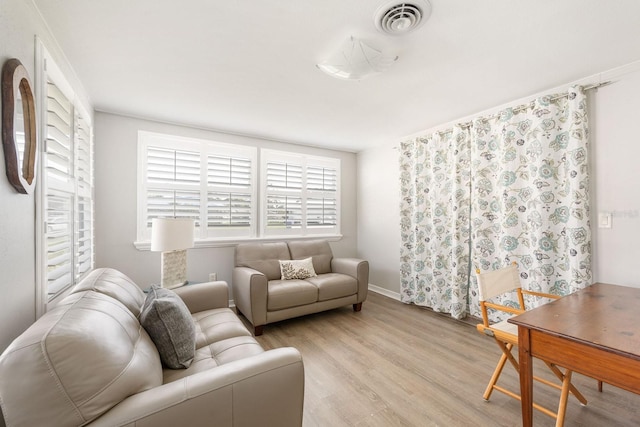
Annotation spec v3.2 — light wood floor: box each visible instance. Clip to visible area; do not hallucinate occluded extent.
[251,291,640,427]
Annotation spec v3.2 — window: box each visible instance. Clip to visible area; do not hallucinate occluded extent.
[261,150,340,236]
[137,134,340,246]
[137,132,257,242]
[37,43,94,307]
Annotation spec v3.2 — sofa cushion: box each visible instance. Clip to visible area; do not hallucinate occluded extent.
[0,291,162,427]
[306,273,358,301]
[287,240,333,274]
[280,257,317,280]
[236,241,291,280]
[70,267,146,317]
[140,285,196,369]
[268,279,318,311]
[165,308,262,384]
[163,336,265,384]
[192,307,253,349]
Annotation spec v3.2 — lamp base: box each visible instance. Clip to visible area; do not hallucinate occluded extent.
[161,249,188,289]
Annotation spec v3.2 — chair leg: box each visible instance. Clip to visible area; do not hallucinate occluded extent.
[545,362,587,405]
[254,325,264,336]
[555,370,573,427]
[598,380,603,392]
[353,302,362,312]
[483,341,585,425]
[483,351,509,400]
[483,341,516,400]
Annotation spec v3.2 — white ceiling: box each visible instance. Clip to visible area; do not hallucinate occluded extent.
[33,0,640,152]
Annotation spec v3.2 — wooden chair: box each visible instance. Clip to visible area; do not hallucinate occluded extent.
[475,262,587,427]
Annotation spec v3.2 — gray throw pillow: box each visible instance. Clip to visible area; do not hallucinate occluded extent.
[140,285,196,369]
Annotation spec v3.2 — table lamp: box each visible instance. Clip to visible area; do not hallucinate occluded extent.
[150,217,195,288]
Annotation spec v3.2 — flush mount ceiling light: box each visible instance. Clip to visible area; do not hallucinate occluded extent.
[316,36,398,80]
[374,0,432,35]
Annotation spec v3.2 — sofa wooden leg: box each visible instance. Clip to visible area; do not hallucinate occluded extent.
[254,325,264,336]
[353,302,362,312]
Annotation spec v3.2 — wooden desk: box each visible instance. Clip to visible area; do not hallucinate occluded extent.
[508,283,640,426]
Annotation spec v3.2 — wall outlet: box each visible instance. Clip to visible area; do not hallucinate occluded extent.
[598,212,612,229]
[209,273,218,282]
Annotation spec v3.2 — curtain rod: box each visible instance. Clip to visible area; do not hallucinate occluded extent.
[452,81,614,130]
[397,81,615,139]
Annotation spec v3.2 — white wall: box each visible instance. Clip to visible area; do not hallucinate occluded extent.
[0,0,87,353]
[0,1,91,425]
[357,145,401,294]
[0,0,40,363]
[357,61,640,296]
[590,67,640,286]
[94,112,358,295]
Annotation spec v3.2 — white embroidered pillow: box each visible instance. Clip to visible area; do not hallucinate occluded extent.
[279,257,317,280]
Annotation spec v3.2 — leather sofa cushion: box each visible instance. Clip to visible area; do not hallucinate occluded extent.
[235,242,290,280]
[306,273,358,301]
[70,267,146,317]
[268,279,318,311]
[287,240,333,274]
[162,306,262,383]
[0,291,162,427]
[192,308,253,349]
[163,336,265,383]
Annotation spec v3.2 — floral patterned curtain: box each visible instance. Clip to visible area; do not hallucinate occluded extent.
[399,86,591,320]
[399,126,472,319]
[468,87,591,318]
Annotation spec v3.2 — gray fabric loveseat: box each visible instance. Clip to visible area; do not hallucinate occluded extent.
[0,268,304,427]
[233,240,369,335]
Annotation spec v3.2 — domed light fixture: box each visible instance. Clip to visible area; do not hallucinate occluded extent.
[316,36,398,81]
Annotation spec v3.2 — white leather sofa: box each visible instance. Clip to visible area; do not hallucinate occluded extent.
[0,268,304,427]
[233,240,369,335]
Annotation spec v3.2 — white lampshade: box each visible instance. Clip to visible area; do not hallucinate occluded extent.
[150,218,195,252]
[317,36,398,80]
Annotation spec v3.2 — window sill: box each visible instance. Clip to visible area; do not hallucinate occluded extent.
[134,234,343,251]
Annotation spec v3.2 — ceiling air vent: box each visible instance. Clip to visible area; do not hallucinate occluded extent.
[374,1,432,35]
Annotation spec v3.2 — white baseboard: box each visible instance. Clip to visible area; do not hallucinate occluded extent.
[368,283,401,301]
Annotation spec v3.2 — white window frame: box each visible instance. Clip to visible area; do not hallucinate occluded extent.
[261,149,341,238]
[136,131,258,246]
[35,40,94,315]
[136,133,342,248]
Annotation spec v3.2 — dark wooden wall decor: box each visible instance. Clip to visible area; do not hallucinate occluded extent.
[2,58,37,194]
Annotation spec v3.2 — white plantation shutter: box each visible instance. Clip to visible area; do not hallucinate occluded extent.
[306,166,338,228]
[266,162,302,191]
[206,155,253,230]
[266,195,302,228]
[39,50,94,303]
[138,132,257,242]
[44,78,74,298]
[46,190,73,296]
[138,134,340,243]
[75,110,93,280]
[45,81,73,186]
[145,146,201,227]
[262,150,340,236]
[265,161,304,230]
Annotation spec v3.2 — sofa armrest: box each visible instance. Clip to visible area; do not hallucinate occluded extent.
[232,267,268,328]
[173,281,229,313]
[331,258,369,303]
[87,347,304,427]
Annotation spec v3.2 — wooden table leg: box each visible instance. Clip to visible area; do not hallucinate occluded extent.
[518,325,534,427]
